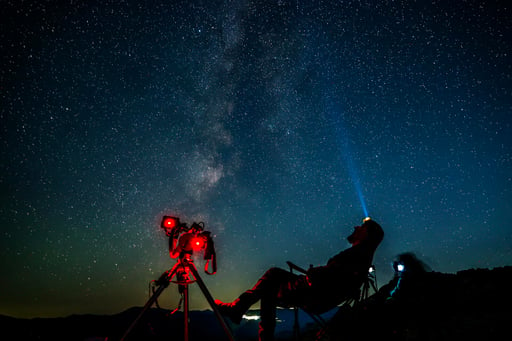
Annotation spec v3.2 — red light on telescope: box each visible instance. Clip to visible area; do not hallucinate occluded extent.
[161,216,180,230]
[191,236,205,251]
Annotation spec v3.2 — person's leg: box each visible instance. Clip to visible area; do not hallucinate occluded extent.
[258,295,277,341]
[215,267,297,324]
[258,272,315,341]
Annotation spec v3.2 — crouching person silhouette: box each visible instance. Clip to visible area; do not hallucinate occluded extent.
[215,218,384,341]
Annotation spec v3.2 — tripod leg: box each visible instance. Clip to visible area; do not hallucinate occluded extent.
[370,278,378,293]
[120,264,180,341]
[293,306,299,341]
[120,284,167,341]
[361,282,369,301]
[187,262,236,341]
[184,284,189,341]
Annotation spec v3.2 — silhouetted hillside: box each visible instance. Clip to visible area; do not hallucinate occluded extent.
[2,266,511,341]
[320,266,512,341]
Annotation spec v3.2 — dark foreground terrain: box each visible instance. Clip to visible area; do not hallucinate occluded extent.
[2,266,511,341]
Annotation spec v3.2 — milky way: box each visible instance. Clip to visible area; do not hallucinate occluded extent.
[1,0,511,318]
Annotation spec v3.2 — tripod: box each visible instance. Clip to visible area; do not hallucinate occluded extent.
[120,255,235,341]
[360,265,378,301]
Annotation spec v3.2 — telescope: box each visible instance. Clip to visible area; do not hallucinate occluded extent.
[161,216,216,274]
[121,216,232,341]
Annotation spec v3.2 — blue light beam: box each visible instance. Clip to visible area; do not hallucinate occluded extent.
[327,102,369,218]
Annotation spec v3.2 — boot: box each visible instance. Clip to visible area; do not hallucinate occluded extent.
[214,298,245,324]
[215,292,256,324]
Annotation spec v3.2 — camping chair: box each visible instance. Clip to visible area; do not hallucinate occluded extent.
[286,261,378,341]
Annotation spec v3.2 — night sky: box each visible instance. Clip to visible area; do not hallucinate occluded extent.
[1,0,511,319]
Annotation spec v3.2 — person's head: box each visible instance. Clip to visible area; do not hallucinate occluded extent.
[392,252,431,275]
[347,218,384,247]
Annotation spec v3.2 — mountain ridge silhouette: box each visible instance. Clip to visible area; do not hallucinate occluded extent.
[2,265,511,341]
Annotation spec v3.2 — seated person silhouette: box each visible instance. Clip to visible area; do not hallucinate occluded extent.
[215,218,384,341]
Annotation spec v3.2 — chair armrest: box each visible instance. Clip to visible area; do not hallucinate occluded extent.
[287,261,308,274]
